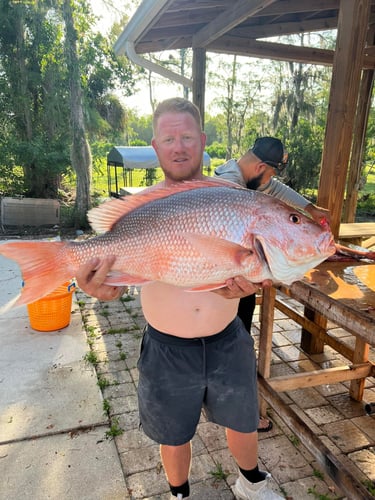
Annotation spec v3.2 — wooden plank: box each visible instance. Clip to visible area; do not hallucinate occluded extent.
[258,377,374,500]
[285,281,375,345]
[362,236,375,249]
[339,222,375,239]
[268,363,374,392]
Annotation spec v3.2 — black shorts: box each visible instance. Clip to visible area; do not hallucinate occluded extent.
[137,317,259,446]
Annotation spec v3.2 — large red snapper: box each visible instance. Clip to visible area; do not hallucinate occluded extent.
[0,180,335,309]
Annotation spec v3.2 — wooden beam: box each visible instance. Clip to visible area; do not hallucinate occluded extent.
[208,38,335,65]
[317,0,371,238]
[192,0,277,48]
[267,363,374,392]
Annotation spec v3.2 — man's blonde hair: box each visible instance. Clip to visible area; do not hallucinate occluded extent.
[152,97,202,133]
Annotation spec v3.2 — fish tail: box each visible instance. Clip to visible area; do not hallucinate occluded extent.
[0,241,74,308]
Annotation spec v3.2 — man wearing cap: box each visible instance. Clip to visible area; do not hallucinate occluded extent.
[214,136,330,432]
[215,136,329,223]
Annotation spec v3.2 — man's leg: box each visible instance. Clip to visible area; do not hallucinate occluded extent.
[161,442,191,496]
[226,428,258,469]
[226,428,283,499]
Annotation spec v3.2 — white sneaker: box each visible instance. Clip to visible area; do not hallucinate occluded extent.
[170,494,184,499]
[233,472,283,499]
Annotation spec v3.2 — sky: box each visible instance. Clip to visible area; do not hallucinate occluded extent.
[90,0,184,115]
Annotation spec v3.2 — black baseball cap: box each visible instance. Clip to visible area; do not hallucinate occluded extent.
[251,137,288,172]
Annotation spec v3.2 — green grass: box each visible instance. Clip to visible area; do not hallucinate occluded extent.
[94,165,214,195]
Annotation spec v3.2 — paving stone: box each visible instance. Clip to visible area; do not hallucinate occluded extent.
[116,410,140,431]
[115,427,154,453]
[304,405,343,425]
[103,381,137,400]
[352,415,375,441]
[271,331,291,347]
[280,475,343,500]
[258,435,313,484]
[120,443,160,475]
[288,404,322,436]
[273,345,308,362]
[288,358,321,373]
[197,422,227,452]
[269,361,296,378]
[322,420,371,453]
[286,387,328,409]
[280,328,303,344]
[274,318,301,332]
[208,448,237,485]
[348,449,375,480]
[109,393,139,416]
[315,382,347,398]
[327,392,367,418]
[126,467,170,498]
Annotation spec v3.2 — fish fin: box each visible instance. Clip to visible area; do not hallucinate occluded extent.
[103,271,151,286]
[182,233,253,266]
[0,241,74,308]
[88,179,244,234]
[334,243,375,261]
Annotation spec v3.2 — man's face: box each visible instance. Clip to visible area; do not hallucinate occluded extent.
[152,112,206,184]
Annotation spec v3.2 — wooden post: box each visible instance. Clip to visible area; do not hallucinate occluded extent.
[343,69,374,222]
[317,0,371,238]
[192,48,206,128]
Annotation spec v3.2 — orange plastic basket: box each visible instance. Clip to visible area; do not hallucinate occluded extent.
[27,281,75,332]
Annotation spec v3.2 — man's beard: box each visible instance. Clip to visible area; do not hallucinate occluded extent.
[246,173,263,190]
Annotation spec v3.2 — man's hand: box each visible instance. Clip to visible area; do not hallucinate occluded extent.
[213,276,272,299]
[75,256,127,301]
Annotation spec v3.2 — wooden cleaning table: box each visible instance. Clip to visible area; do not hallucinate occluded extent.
[257,260,375,499]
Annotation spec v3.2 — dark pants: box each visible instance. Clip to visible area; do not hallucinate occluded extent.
[237,293,256,332]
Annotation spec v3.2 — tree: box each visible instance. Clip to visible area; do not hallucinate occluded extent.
[0,0,136,224]
[0,0,71,198]
[62,0,93,227]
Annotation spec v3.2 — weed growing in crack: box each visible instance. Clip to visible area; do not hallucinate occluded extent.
[208,462,228,482]
[105,417,124,438]
[83,350,99,366]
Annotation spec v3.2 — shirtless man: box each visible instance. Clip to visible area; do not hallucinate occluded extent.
[75,98,282,499]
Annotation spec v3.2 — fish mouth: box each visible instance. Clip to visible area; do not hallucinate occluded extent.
[254,237,272,273]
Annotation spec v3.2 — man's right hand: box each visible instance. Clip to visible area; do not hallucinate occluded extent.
[75,256,127,301]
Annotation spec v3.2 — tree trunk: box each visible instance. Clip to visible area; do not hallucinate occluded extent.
[63,0,92,228]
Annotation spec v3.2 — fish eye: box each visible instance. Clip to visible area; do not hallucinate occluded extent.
[289,213,301,224]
